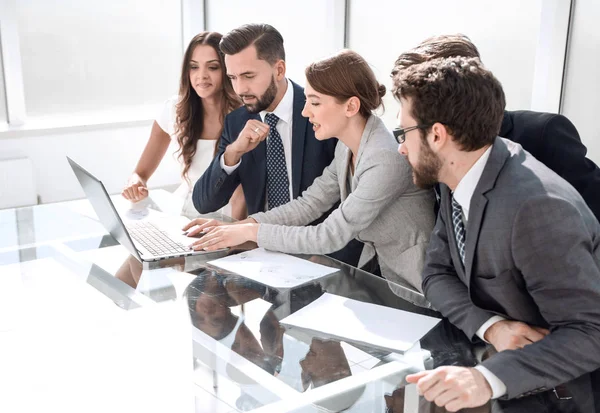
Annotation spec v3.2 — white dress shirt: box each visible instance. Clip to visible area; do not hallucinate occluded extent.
[220,79,295,205]
[451,145,507,399]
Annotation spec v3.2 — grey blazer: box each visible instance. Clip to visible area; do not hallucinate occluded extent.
[422,137,600,407]
[251,115,435,292]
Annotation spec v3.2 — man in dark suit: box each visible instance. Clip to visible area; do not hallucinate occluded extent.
[192,23,362,265]
[394,56,600,412]
[392,34,600,222]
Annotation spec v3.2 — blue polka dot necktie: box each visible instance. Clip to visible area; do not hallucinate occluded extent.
[265,113,290,209]
[452,196,467,265]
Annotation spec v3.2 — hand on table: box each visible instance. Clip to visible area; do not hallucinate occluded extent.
[406,366,492,412]
[187,223,259,251]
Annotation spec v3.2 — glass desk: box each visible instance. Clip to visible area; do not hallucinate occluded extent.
[0,191,582,413]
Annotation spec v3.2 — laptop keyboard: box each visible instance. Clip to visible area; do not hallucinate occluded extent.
[127,221,190,256]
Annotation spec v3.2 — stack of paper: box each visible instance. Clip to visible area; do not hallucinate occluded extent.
[208,248,339,288]
[280,293,440,354]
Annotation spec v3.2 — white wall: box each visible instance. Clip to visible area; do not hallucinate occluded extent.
[206,0,343,86]
[1,122,182,204]
[561,0,600,164]
[348,0,544,129]
[2,0,598,208]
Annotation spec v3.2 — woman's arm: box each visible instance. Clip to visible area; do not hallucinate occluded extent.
[250,156,341,227]
[194,149,409,253]
[122,121,171,202]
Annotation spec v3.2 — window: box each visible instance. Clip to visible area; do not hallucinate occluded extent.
[15,0,182,119]
[0,38,7,124]
[348,0,543,127]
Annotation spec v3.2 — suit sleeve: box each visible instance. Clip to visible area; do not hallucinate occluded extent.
[482,196,600,398]
[540,114,600,222]
[253,150,410,254]
[192,118,241,214]
[422,197,497,340]
[251,155,340,227]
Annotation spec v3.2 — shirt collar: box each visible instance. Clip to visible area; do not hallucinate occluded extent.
[452,145,493,221]
[260,78,293,125]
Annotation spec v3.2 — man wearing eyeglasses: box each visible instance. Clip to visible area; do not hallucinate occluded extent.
[392,56,600,412]
[391,34,600,222]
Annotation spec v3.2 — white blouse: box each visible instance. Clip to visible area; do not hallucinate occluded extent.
[156,96,226,217]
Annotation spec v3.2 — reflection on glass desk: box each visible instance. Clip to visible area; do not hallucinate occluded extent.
[0,191,582,413]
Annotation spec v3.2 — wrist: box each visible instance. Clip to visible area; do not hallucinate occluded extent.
[224,144,243,166]
[484,321,501,343]
[471,367,493,397]
[130,172,147,185]
[244,223,259,243]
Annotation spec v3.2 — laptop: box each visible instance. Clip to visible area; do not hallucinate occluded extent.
[68,156,214,262]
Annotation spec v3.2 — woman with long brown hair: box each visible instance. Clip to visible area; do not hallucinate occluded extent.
[122,31,244,218]
[183,50,436,293]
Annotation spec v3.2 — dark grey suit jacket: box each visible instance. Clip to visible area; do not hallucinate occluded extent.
[501,110,600,221]
[422,137,600,406]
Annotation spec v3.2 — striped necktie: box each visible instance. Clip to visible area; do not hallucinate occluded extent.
[451,196,467,265]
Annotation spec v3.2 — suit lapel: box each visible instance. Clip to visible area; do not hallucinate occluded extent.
[464,138,511,283]
[339,146,352,201]
[290,81,307,199]
[441,185,468,281]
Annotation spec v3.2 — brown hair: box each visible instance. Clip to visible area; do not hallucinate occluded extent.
[219,23,285,64]
[391,34,480,98]
[394,56,505,151]
[305,49,385,119]
[174,31,241,181]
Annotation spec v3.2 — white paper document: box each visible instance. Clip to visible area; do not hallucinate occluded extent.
[280,293,441,354]
[207,248,338,288]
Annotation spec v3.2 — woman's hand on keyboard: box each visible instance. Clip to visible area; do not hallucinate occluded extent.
[182,218,225,237]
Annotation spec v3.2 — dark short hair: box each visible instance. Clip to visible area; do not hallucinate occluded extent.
[220,23,285,64]
[394,56,505,151]
[391,34,480,99]
[305,50,386,119]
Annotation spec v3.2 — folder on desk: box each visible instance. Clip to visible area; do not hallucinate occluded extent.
[280,293,441,354]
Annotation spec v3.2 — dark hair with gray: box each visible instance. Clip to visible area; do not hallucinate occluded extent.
[394,56,505,151]
[220,23,285,64]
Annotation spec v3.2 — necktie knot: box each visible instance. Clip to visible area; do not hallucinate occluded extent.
[265,113,279,128]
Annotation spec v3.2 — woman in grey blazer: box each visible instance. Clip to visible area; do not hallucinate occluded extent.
[185,50,436,292]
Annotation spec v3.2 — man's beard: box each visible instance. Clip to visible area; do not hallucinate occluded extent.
[241,76,277,114]
[411,140,442,189]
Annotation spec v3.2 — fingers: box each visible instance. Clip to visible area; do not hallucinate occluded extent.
[433,389,460,408]
[531,326,550,337]
[182,218,211,231]
[189,229,221,251]
[414,371,441,396]
[246,120,269,142]
[524,325,548,344]
[122,184,148,202]
[406,371,429,383]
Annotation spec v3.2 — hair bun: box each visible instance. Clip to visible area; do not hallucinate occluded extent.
[377,83,387,99]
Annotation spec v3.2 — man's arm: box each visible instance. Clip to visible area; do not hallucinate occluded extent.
[193,117,270,214]
[540,114,600,221]
[422,195,497,340]
[482,196,600,398]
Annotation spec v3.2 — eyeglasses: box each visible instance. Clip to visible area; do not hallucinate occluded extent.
[393,124,432,144]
